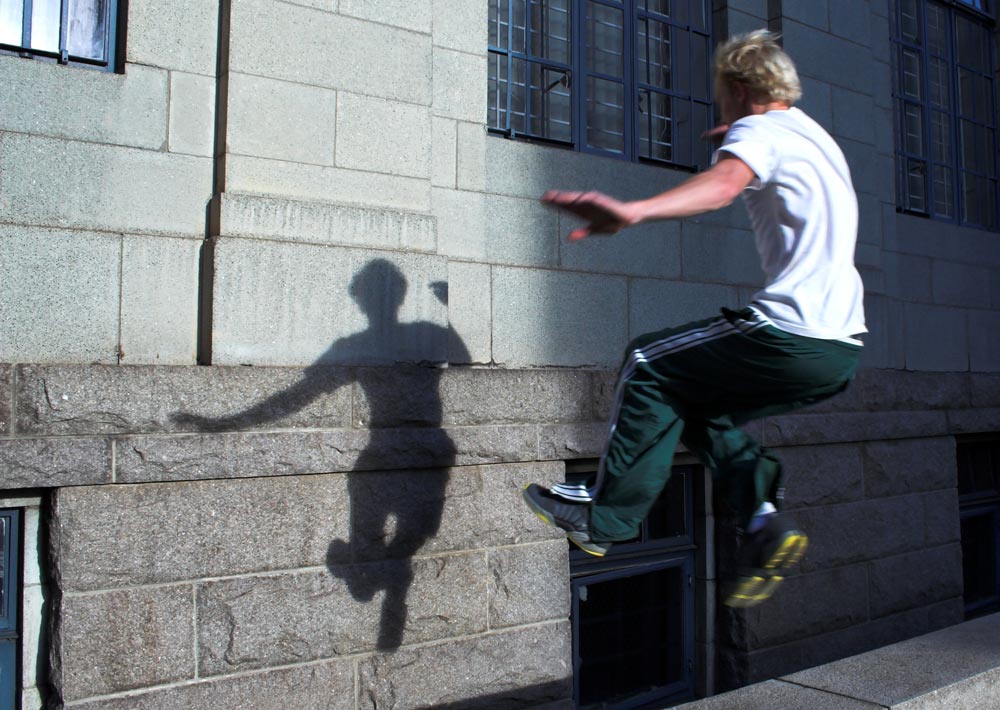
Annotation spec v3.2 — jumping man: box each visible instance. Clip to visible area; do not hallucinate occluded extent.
[522,30,867,607]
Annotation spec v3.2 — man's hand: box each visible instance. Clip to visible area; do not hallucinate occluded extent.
[541,190,638,242]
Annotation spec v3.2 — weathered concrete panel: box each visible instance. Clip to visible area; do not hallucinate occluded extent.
[168,71,216,157]
[781,21,873,94]
[58,586,195,701]
[434,0,488,54]
[538,422,606,461]
[969,309,1000,373]
[887,212,1000,268]
[51,475,350,592]
[198,554,486,674]
[120,236,200,365]
[433,48,487,122]
[829,0,871,44]
[212,240,447,366]
[932,259,992,308]
[230,0,431,105]
[0,59,168,150]
[358,623,573,709]
[781,0,829,30]
[680,223,763,286]
[922,489,961,548]
[493,267,628,368]
[218,193,436,252]
[68,662,354,710]
[904,303,969,372]
[831,86,876,146]
[432,117,458,188]
[0,438,111,489]
[852,368,971,412]
[341,0,431,33]
[0,226,120,364]
[0,133,213,236]
[763,410,950,446]
[447,261,492,363]
[15,364,352,435]
[488,540,570,629]
[778,443,865,510]
[127,0,219,74]
[560,218,683,280]
[337,92,430,178]
[225,154,432,212]
[863,437,956,498]
[228,73,337,165]
[629,279,740,339]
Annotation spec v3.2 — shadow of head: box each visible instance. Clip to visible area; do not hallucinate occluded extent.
[350,258,407,321]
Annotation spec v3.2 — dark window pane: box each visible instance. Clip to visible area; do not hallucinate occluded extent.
[902,49,922,99]
[904,102,925,155]
[959,68,978,116]
[933,164,954,217]
[488,52,508,130]
[586,2,624,77]
[0,0,23,46]
[962,512,999,609]
[671,26,691,97]
[530,0,571,63]
[642,0,671,15]
[690,32,710,100]
[639,89,672,161]
[68,0,107,61]
[900,0,920,43]
[586,76,625,152]
[956,13,988,71]
[489,0,507,48]
[511,0,527,53]
[925,2,948,56]
[637,17,671,89]
[929,57,949,108]
[906,160,927,211]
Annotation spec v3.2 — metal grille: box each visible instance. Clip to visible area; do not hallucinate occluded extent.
[0,510,20,709]
[0,0,119,70]
[958,438,1000,618]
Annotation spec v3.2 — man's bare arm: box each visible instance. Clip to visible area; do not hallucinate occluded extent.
[543,154,755,241]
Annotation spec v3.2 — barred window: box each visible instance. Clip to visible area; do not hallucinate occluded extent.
[488,0,713,170]
[891,0,998,229]
[0,0,121,71]
[958,437,1000,618]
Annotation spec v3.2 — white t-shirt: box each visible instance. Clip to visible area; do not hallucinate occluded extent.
[715,107,867,341]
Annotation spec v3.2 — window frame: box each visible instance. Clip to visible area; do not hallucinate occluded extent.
[0,0,124,73]
[957,437,1000,618]
[0,509,22,710]
[488,0,713,171]
[890,0,999,230]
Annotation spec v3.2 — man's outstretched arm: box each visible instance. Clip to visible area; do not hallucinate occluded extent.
[543,154,755,241]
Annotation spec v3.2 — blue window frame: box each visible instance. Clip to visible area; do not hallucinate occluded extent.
[0,0,122,71]
[958,438,1000,618]
[488,0,713,170]
[0,509,21,709]
[890,0,999,229]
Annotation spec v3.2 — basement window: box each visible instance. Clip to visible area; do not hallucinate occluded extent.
[958,437,1000,618]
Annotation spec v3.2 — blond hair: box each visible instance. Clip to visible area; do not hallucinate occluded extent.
[714,30,802,105]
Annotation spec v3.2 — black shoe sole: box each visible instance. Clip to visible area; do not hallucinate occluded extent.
[723,531,808,608]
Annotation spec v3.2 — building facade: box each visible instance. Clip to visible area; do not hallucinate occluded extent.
[1,0,998,708]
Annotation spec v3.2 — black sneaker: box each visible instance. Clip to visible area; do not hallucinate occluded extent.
[722,513,808,608]
[522,484,611,557]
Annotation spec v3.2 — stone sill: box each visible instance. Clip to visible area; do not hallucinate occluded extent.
[673,612,1000,709]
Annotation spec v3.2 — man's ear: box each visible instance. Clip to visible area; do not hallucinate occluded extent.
[732,81,748,103]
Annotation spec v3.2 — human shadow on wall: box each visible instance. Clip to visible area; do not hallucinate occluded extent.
[173,258,469,652]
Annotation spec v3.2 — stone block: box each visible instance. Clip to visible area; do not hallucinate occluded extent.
[793,496,925,573]
[0,365,10,436]
[358,623,573,709]
[674,679,875,710]
[68,661,354,710]
[779,0,829,30]
[433,188,560,266]
[168,72,216,157]
[778,443,865,509]
[211,241,447,366]
[341,0,431,33]
[783,610,1000,708]
[0,59,168,150]
[538,422,607,461]
[336,92,430,178]
[218,193,436,252]
[489,540,570,628]
[15,364,353,435]
[922,489,960,548]
[884,252,933,303]
[492,267,628,368]
[887,212,1000,268]
[559,217,682,280]
[230,0,431,105]
[224,154,431,213]
[863,437,957,498]
[434,0,488,54]
[725,565,869,651]
[969,310,1000,374]
[763,410,950,447]
[798,77,834,129]
[932,260,992,308]
[127,0,219,74]
[782,21,872,94]
[829,0,871,44]
[347,462,565,560]
[947,407,1000,434]
[869,545,963,619]
[433,48,487,122]
[120,236,200,365]
[198,554,486,674]
[831,86,875,146]
[858,294,906,370]
[456,121,488,191]
[0,133,213,237]
[447,261,492,363]
[431,117,458,187]
[0,227,120,364]
[629,279,740,338]
[227,73,337,165]
[51,474,350,592]
[0,438,111,489]
[853,369,971,412]
[680,223,763,286]
[58,585,195,701]
[841,138,882,198]
[970,373,1000,407]
[904,303,970,372]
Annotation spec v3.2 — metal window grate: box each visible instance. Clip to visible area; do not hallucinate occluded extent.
[0,0,120,71]
[958,438,1000,618]
[0,509,20,709]
[890,0,999,229]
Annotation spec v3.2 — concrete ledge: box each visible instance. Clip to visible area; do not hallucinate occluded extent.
[675,612,1000,709]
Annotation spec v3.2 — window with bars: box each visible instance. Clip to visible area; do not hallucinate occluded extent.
[0,510,20,710]
[890,0,998,229]
[488,0,713,170]
[0,0,121,71]
[958,438,1000,618]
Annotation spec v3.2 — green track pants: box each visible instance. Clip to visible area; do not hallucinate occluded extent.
[589,307,862,543]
